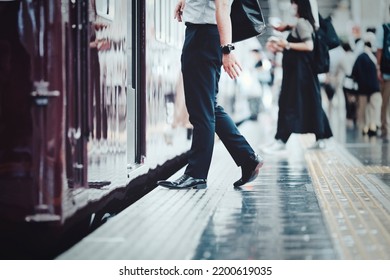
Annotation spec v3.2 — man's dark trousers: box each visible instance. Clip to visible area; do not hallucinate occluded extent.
[181,23,255,179]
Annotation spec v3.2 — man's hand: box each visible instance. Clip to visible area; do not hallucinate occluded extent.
[222,53,242,80]
[216,0,240,79]
[174,0,185,22]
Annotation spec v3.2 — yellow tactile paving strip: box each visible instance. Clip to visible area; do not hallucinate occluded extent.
[303,139,390,259]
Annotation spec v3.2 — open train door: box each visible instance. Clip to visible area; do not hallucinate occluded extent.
[64,0,140,189]
[81,0,140,187]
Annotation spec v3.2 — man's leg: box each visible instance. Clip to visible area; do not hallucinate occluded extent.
[215,104,255,165]
[181,25,219,179]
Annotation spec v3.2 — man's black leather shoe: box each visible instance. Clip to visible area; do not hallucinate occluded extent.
[234,153,264,187]
[157,174,207,189]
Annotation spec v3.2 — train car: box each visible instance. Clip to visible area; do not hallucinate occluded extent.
[0,0,190,258]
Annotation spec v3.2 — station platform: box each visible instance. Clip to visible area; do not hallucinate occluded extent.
[57,106,390,260]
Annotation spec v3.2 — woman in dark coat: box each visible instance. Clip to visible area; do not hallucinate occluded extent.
[263,0,333,153]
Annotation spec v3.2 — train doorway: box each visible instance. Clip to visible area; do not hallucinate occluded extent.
[63,0,142,189]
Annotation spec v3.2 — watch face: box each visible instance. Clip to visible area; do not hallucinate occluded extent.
[222,44,234,54]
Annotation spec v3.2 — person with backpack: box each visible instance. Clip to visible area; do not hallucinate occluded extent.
[262,0,333,153]
[273,0,320,31]
[376,6,390,138]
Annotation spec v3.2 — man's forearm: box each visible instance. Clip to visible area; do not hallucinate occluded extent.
[215,0,232,45]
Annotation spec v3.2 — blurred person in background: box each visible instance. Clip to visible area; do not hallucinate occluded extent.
[352,33,382,136]
[351,25,365,56]
[262,0,333,153]
[335,42,358,126]
[376,6,390,138]
[273,0,320,31]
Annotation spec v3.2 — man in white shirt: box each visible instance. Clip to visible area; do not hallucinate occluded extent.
[157,0,263,189]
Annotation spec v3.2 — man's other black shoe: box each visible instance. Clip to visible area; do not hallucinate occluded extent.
[233,153,264,187]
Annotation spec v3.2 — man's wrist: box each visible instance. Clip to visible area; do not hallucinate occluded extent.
[221,44,235,54]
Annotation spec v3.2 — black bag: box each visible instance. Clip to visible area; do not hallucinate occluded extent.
[313,29,330,74]
[311,14,340,74]
[319,15,340,50]
[231,0,266,43]
[312,15,340,73]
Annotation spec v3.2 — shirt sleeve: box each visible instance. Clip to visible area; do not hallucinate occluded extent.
[376,24,384,50]
[294,18,313,41]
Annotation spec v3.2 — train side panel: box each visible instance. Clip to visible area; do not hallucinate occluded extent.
[0,0,188,258]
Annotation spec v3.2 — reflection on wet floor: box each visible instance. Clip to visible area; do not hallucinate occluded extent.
[193,157,337,260]
[57,103,390,260]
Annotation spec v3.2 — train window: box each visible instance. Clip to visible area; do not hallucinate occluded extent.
[95,0,115,21]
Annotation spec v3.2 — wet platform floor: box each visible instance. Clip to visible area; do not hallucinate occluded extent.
[57,112,390,260]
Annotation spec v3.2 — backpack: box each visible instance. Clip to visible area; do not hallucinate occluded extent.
[313,28,330,74]
[320,15,340,50]
[312,15,340,74]
[380,23,390,74]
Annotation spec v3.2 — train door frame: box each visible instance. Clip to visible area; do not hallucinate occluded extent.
[127,0,137,171]
[65,0,89,188]
[127,0,145,174]
[65,0,144,187]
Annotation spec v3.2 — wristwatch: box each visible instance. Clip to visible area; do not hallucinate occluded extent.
[221,44,235,54]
